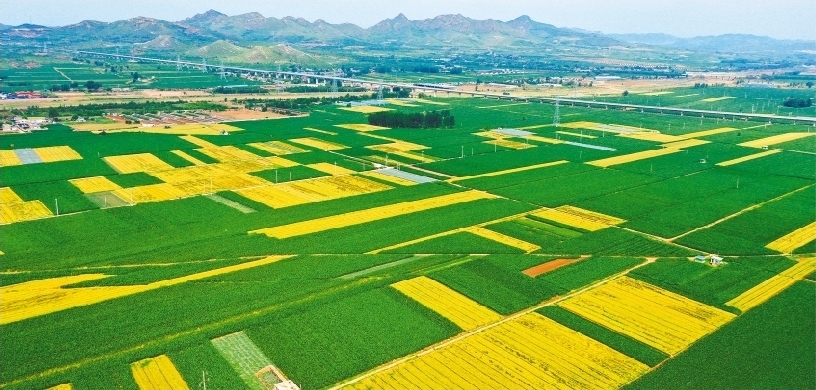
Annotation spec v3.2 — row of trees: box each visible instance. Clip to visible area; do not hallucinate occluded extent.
[4,100,227,120]
[368,110,454,129]
[783,98,812,108]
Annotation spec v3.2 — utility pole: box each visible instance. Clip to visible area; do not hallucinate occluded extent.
[55,198,59,216]
[553,99,560,128]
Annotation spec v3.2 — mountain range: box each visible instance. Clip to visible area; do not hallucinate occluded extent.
[1,10,813,56]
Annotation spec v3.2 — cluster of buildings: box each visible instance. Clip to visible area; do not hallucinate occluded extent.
[2,116,52,132]
[0,91,46,99]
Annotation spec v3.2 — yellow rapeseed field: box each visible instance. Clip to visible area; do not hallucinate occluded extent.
[289,137,349,150]
[334,124,390,132]
[562,121,655,133]
[368,141,428,152]
[251,190,495,238]
[0,255,291,324]
[392,276,501,330]
[0,187,23,204]
[411,98,449,106]
[449,161,569,182]
[660,139,710,149]
[131,355,191,390]
[179,135,218,148]
[587,148,682,168]
[170,150,207,166]
[0,199,53,225]
[338,105,393,114]
[342,313,648,390]
[678,127,737,139]
[111,183,188,203]
[197,146,261,162]
[0,150,23,166]
[32,146,83,163]
[104,153,174,174]
[487,139,536,150]
[716,149,781,167]
[247,141,306,155]
[237,175,391,209]
[45,384,73,390]
[618,132,684,143]
[530,206,625,231]
[727,257,815,312]
[765,222,816,253]
[307,162,356,176]
[738,133,815,148]
[386,99,419,107]
[467,227,540,253]
[559,276,736,355]
[69,176,122,194]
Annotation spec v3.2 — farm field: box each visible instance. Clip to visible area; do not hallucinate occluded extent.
[0,95,813,390]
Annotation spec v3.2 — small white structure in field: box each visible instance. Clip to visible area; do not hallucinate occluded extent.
[710,255,724,266]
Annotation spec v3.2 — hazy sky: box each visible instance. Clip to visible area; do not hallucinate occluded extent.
[1,0,814,40]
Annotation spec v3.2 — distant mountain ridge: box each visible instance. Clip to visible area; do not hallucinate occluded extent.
[609,33,815,53]
[2,10,813,56]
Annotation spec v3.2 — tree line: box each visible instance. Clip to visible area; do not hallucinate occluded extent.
[368,110,454,129]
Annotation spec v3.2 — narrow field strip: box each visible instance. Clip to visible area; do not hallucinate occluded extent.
[338,106,393,114]
[392,276,502,330]
[307,162,356,176]
[678,127,737,139]
[130,355,190,390]
[485,139,536,150]
[334,124,390,132]
[559,276,736,355]
[726,257,815,312]
[587,148,682,168]
[619,132,683,143]
[467,226,540,253]
[340,313,648,390]
[211,331,276,390]
[523,257,584,277]
[179,135,218,148]
[304,127,338,135]
[660,138,710,149]
[0,255,291,324]
[250,190,496,238]
[289,137,349,150]
[361,171,418,186]
[247,141,307,155]
[170,150,208,166]
[450,160,568,181]
[766,222,816,253]
[716,149,782,166]
[738,133,815,149]
[530,205,625,231]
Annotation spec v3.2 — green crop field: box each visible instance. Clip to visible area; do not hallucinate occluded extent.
[1,93,813,390]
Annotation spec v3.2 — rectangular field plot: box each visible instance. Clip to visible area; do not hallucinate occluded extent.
[211,331,277,390]
[766,222,816,253]
[69,176,122,194]
[392,276,502,330]
[0,187,53,225]
[104,153,175,174]
[250,190,495,238]
[559,277,736,355]
[531,205,625,231]
[130,355,190,390]
[289,137,348,151]
[341,313,648,390]
[727,257,816,312]
[237,175,391,209]
[738,133,815,149]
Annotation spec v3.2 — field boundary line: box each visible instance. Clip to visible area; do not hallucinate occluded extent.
[670,183,815,242]
[328,257,655,390]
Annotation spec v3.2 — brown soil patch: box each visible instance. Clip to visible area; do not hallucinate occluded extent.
[523,257,583,277]
[214,109,288,121]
